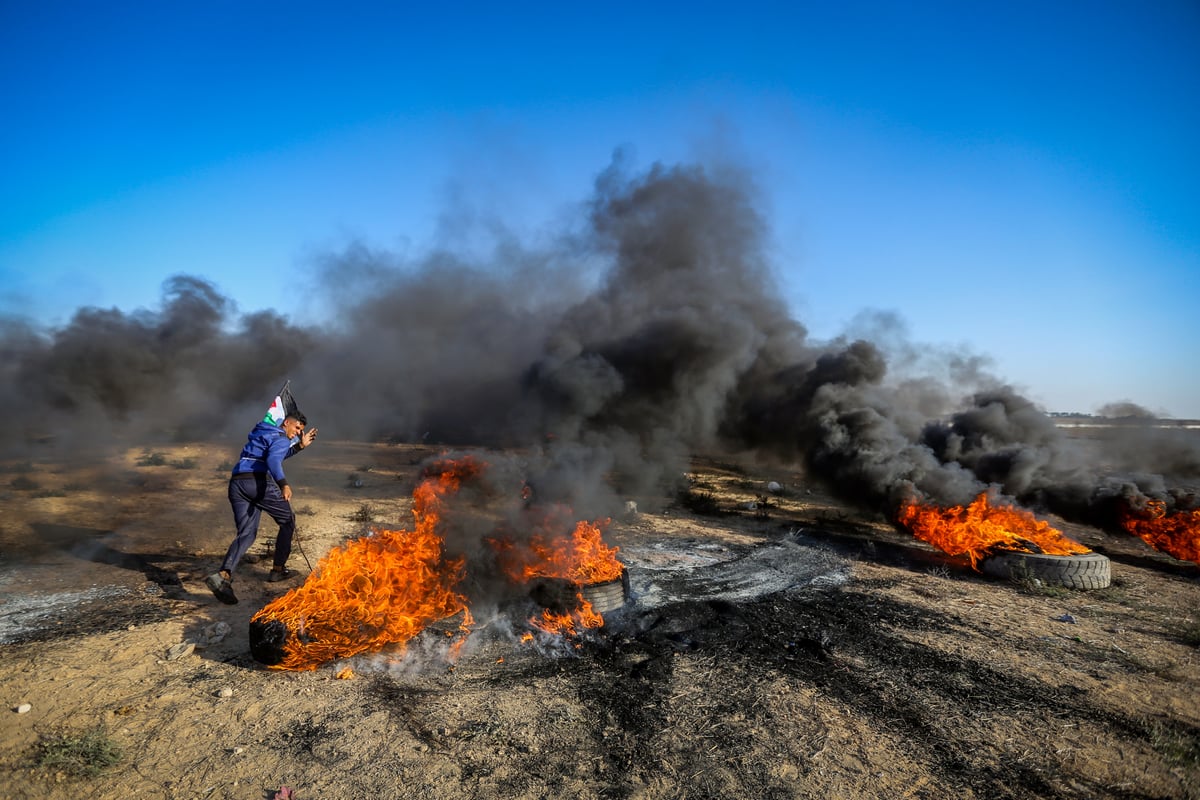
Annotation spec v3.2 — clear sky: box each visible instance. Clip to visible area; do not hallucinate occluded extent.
[2,1,1198,417]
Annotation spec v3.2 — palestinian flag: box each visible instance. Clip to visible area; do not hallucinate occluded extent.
[263,381,300,426]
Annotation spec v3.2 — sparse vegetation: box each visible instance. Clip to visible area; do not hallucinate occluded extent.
[752,493,771,518]
[169,457,198,470]
[1176,620,1200,648]
[135,451,167,467]
[1148,719,1200,770]
[34,725,123,778]
[349,502,376,523]
[10,475,39,491]
[677,487,723,516]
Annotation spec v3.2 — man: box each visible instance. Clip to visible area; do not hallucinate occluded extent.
[205,411,318,605]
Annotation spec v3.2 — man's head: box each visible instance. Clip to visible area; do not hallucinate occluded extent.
[282,413,307,439]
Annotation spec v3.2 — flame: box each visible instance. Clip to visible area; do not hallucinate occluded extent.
[487,509,624,636]
[1119,500,1200,564]
[249,457,482,671]
[898,492,1090,568]
[532,596,606,637]
[490,511,623,585]
[251,455,625,670]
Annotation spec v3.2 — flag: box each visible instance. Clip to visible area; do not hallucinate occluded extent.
[263,381,300,426]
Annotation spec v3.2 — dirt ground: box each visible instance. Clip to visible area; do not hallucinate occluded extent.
[1,437,1198,799]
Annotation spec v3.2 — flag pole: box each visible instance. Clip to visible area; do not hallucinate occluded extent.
[293,525,314,573]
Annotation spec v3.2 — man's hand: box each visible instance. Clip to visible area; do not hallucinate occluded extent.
[282,484,293,502]
[300,426,318,449]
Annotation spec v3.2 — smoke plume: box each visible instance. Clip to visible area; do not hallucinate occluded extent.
[3,155,1197,529]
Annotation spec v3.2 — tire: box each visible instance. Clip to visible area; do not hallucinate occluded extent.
[980,551,1111,590]
[581,577,627,613]
[531,567,629,615]
[248,618,290,665]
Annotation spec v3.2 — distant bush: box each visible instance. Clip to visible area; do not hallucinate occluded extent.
[677,487,723,516]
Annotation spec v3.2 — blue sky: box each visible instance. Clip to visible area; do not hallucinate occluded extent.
[2,1,1198,417]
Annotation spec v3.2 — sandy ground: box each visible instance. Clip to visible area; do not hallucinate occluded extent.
[1,439,1198,799]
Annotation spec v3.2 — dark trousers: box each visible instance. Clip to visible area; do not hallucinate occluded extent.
[222,473,295,576]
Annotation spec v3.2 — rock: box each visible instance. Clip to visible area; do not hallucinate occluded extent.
[767,481,782,493]
[166,642,195,661]
[624,500,638,517]
[197,621,231,647]
[15,703,31,714]
[217,687,233,698]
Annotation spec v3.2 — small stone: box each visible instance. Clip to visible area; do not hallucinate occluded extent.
[217,687,233,698]
[232,747,244,755]
[15,703,32,714]
[767,481,782,493]
[166,642,195,661]
[197,621,232,647]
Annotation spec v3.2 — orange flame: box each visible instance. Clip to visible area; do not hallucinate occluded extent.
[251,456,625,670]
[1119,501,1200,564]
[532,596,606,637]
[491,512,623,585]
[486,508,623,636]
[898,492,1090,568]
[249,457,483,670]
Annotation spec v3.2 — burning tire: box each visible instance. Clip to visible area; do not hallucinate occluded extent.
[248,618,290,666]
[579,571,629,614]
[530,567,629,615]
[980,551,1111,590]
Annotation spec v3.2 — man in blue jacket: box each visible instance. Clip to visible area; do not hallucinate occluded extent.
[205,412,318,604]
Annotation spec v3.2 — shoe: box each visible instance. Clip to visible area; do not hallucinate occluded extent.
[266,567,295,583]
[205,573,238,605]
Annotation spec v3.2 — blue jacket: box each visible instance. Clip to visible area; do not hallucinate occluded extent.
[231,421,301,487]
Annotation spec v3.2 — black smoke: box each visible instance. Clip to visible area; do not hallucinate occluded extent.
[3,156,1197,528]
